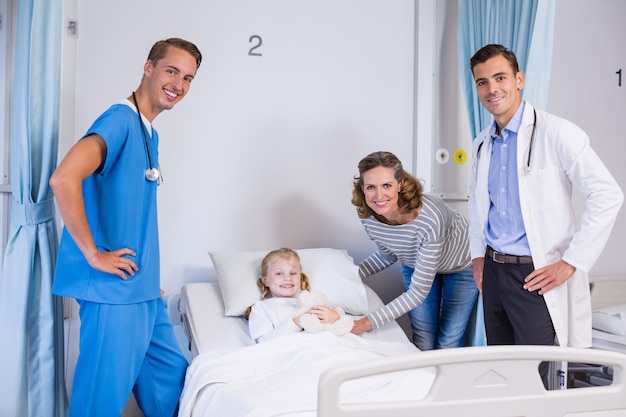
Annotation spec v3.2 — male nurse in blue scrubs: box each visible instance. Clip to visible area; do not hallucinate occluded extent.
[50,38,202,417]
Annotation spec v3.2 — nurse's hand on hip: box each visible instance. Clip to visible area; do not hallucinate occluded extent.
[87,247,138,280]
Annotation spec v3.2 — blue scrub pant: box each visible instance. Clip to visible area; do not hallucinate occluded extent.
[402,265,478,350]
[70,298,188,417]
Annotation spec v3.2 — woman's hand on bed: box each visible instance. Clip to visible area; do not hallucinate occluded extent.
[351,317,372,335]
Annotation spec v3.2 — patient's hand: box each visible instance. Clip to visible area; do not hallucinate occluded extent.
[307,305,340,324]
[351,317,372,335]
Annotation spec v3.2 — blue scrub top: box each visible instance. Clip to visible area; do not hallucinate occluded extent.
[53,103,161,303]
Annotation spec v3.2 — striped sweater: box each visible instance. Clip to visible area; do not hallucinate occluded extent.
[359,194,471,329]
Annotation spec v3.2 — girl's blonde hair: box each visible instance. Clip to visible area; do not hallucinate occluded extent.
[244,248,311,319]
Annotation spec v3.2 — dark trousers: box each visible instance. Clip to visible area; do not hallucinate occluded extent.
[483,255,556,386]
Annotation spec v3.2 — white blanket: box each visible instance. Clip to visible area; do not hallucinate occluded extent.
[179,332,435,417]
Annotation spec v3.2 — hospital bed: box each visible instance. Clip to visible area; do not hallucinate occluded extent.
[177,249,626,417]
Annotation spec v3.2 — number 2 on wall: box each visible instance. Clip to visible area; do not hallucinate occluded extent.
[249,35,262,57]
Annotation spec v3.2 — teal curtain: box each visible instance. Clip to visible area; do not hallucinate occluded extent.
[457,0,556,138]
[0,0,68,416]
[456,0,556,346]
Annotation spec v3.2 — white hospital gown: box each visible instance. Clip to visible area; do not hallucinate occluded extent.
[248,295,305,343]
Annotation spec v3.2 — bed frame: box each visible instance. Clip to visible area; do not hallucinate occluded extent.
[318,345,626,417]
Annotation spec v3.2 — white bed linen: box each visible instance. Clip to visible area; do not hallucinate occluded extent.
[179,332,434,417]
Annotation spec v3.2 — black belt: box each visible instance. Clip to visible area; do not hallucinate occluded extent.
[486,246,533,265]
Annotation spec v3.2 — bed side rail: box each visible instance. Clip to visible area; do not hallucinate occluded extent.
[318,345,626,417]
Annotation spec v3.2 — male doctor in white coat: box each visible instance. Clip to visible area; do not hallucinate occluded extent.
[468,44,623,381]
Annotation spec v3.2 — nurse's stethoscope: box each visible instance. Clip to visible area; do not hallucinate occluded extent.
[476,109,537,172]
[132,91,160,182]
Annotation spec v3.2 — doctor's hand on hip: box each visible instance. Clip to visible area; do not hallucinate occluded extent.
[523,260,576,295]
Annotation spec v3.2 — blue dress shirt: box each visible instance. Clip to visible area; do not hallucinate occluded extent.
[485,102,531,256]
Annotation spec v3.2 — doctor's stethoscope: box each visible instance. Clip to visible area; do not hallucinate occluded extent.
[132,91,161,182]
[477,108,537,173]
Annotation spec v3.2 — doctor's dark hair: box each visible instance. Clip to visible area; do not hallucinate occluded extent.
[147,38,203,70]
[351,151,423,220]
[470,44,520,75]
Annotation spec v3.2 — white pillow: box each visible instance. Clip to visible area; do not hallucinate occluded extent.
[209,248,369,317]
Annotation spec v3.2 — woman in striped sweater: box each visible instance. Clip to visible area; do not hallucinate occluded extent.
[350,151,478,350]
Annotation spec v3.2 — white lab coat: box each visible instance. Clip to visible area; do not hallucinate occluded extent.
[468,102,623,347]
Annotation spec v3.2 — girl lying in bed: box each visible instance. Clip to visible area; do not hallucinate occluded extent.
[244,248,354,342]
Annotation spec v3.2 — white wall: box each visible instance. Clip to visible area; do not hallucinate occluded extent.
[67,0,416,303]
[548,0,626,276]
